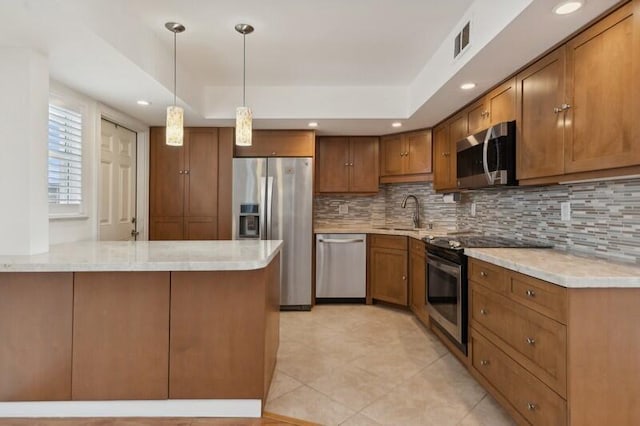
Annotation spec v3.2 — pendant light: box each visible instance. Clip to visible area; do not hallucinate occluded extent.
[235,23,254,146]
[165,22,186,146]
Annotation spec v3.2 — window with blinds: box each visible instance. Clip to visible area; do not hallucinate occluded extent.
[48,104,83,205]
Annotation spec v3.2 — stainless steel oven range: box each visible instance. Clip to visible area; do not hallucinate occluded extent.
[423,235,552,356]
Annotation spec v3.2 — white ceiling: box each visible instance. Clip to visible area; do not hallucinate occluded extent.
[0,0,624,135]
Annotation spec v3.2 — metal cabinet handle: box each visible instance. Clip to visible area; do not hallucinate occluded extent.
[526,337,536,345]
[442,152,450,157]
[184,170,190,174]
[480,271,488,277]
[179,170,184,174]
[402,275,407,280]
[480,360,490,366]
[527,402,537,411]
[344,162,350,166]
[271,151,277,155]
[526,289,536,297]
[561,103,572,111]
[350,162,354,166]
[480,308,488,315]
[554,106,563,114]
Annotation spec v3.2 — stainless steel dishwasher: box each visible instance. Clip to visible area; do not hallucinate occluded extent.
[315,234,366,301]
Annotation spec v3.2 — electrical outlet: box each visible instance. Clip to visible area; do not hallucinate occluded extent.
[470,202,476,217]
[338,204,349,215]
[561,202,571,221]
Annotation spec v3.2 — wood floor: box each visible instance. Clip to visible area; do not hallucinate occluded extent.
[0,412,319,426]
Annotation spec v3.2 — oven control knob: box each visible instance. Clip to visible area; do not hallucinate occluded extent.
[449,240,462,249]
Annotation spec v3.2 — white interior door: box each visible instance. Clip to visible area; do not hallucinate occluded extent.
[99,119,137,240]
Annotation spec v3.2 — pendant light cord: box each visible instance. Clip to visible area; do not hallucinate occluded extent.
[173,31,177,106]
[242,33,246,107]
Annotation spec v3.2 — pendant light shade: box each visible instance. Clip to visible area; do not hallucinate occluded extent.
[165,22,185,146]
[166,105,184,146]
[235,23,254,146]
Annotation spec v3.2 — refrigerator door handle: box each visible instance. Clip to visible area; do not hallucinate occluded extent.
[259,177,267,240]
[266,176,274,240]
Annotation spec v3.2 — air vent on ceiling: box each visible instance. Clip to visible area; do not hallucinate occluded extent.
[454,21,471,59]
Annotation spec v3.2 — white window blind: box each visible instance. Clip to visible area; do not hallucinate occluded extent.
[48,104,83,205]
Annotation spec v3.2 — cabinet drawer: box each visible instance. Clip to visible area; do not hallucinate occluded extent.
[472,331,566,426]
[409,238,425,253]
[472,284,567,396]
[468,258,507,293]
[370,234,408,250]
[507,272,567,324]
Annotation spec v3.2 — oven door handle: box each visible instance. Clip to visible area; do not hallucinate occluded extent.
[427,256,460,276]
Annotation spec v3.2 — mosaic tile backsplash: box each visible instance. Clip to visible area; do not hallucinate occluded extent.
[314,178,640,264]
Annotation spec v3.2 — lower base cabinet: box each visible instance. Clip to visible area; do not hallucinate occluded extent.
[369,234,408,306]
[409,238,429,325]
[468,258,640,425]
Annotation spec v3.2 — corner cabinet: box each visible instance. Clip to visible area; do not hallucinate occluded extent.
[379,129,432,184]
[316,136,379,193]
[150,127,233,240]
[369,234,408,306]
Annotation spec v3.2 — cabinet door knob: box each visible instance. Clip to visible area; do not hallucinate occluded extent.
[271,151,277,155]
[480,271,488,277]
[344,162,350,166]
[402,275,406,280]
[527,402,537,411]
[480,308,488,315]
[526,289,536,298]
[554,106,563,114]
[184,170,190,174]
[480,360,490,366]
[179,170,184,174]
[526,337,536,345]
[561,103,572,111]
[350,162,354,166]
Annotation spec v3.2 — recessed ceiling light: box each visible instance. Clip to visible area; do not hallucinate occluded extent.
[553,1,584,15]
[392,122,402,128]
[308,122,318,128]
[460,82,476,90]
[136,100,151,106]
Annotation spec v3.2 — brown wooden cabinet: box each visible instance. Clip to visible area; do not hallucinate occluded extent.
[517,1,640,184]
[468,257,640,425]
[234,130,315,157]
[467,78,516,136]
[432,120,458,191]
[409,238,428,326]
[150,127,233,240]
[380,130,432,183]
[316,136,379,193]
[516,47,567,181]
[369,234,408,306]
[72,272,170,400]
[564,2,640,174]
[0,273,73,401]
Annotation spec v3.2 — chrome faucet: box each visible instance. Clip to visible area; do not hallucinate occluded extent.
[401,194,420,229]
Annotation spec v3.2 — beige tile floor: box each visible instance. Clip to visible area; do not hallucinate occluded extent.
[265,304,515,426]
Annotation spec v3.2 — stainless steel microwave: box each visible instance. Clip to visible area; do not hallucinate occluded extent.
[456,121,516,189]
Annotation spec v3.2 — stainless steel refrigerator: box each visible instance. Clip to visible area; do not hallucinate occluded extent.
[232,157,313,310]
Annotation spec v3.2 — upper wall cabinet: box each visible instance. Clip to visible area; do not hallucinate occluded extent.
[563,2,640,174]
[380,129,432,184]
[234,130,315,157]
[467,78,516,135]
[516,47,567,181]
[316,136,379,194]
[517,1,640,184]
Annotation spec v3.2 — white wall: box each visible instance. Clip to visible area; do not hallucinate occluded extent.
[48,81,150,245]
[0,48,49,255]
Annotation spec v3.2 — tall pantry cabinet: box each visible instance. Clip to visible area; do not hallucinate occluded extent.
[149,127,233,240]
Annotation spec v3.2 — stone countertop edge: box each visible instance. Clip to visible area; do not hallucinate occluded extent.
[465,248,640,289]
[313,226,451,238]
[0,240,284,273]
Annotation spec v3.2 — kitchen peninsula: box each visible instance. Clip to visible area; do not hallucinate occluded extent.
[0,240,282,418]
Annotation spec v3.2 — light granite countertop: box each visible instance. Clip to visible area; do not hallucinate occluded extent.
[465,248,640,288]
[0,240,283,272]
[313,226,454,239]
